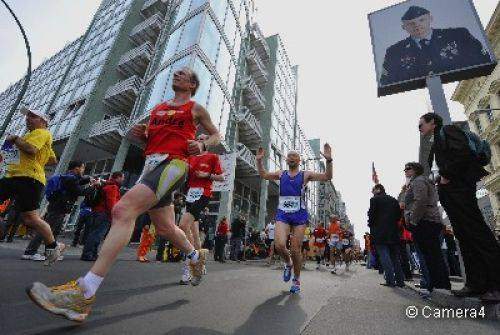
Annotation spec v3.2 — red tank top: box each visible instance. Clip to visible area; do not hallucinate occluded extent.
[144,101,197,159]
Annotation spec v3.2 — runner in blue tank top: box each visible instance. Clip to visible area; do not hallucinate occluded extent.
[256,143,333,293]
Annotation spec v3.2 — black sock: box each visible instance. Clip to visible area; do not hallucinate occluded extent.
[46,241,57,250]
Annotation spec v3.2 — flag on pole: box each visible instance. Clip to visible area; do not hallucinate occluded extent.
[372,162,379,185]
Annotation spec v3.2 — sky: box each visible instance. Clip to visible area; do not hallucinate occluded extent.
[0,0,498,243]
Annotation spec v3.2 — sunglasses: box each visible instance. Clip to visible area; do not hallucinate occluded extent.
[404,167,412,172]
[418,123,424,130]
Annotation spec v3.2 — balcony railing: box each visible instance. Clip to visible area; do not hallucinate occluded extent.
[250,23,270,62]
[242,76,266,114]
[235,107,262,149]
[246,49,268,87]
[88,115,129,152]
[118,42,153,77]
[129,13,164,46]
[236,142,258,176]
[141,0,168,18]
[103,75,143,113]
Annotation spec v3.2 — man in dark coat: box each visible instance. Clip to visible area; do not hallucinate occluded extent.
[419,113,500,302]
[380,6,492,86]
[368,184,404,287]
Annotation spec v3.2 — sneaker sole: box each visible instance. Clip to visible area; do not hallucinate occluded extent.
[25,285,87,323]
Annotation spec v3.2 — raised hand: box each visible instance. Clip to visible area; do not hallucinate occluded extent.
[187,140,203,155]
[320,143,332,161]
[256,147,265,161]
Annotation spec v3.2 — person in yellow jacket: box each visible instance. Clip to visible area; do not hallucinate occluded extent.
[0,107,64,264]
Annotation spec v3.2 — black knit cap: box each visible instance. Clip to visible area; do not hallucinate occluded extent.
[402,6,430,21]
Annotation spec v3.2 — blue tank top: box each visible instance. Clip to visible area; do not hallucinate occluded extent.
[279,171,305,197]
[278,171,307,212]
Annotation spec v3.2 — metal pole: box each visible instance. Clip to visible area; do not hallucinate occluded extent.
[425,76,452,125]
[0,0,31,138]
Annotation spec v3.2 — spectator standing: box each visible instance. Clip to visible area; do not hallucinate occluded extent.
[22,161,93,261]
[403,162,451,295]
[419,113,500,301]
[230,214,246,261]
[81,172,124,261]
[71,201,92,247]
[214,217,229,262]
[368,184,405,287]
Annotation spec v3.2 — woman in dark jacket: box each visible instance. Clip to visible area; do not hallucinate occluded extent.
[404,162,451,295]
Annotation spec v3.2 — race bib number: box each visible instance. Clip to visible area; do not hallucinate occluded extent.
[316,237,325,243]
[342,239,350,246]
[139,154,168,180]
[186,187,203,203]
[331,234,339,243]
[278,196,301,213]
[1,142,20,165]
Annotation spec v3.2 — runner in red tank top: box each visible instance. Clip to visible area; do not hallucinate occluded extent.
[178,134,224,284]
[28,67,221,322]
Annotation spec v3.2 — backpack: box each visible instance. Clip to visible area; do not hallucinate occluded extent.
[45,174,74,202]
[440,128,492,166]
[85,185,104,207]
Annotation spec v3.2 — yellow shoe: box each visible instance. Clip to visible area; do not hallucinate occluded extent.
[189,249,208,286]
[26,280,95,322]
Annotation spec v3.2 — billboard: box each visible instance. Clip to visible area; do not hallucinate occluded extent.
[369,0,497,97]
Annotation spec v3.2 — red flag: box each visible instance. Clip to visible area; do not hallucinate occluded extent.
[372,162,379,185]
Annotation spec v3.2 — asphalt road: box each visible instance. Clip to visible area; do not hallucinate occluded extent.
[1,241,499,335]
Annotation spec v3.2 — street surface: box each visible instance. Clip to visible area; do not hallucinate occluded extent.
[1,240,499,335]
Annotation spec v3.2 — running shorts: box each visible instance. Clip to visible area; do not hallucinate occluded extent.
[275,209,308,226]
[139,158,188,209]
[0,177,44,212]
[185,195,210,221]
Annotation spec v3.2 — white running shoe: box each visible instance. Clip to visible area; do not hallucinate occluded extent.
[21,254,34,260]
[33,254,47,262]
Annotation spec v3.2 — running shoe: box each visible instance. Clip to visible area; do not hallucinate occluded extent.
[33,254,47,261]
[21,254,35,260]
[180,263,191,285]
[26,280,94,322]
[189,249,208,286]
[44,242,66,266]
[283,263,292,282]
[290,279,301,294]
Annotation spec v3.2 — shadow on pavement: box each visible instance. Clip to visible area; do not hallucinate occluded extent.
[31,299,189,335]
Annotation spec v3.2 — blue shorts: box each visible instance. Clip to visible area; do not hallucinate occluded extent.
[275,209,308,226]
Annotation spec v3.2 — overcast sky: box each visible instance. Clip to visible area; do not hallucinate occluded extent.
[0,0,497,243]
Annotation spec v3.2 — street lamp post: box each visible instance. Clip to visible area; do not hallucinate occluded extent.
[0,0,32,139]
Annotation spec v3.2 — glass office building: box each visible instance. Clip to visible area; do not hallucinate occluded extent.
[0,0,345,228]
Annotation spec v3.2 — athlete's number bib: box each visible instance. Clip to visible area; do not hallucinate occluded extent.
[329,234,339,246]
[0,142,20,165]
[186,187,203,203]
[278,196,301,213]
[139,154,168,180]
[342,238,350,246]
[316,237,325,243]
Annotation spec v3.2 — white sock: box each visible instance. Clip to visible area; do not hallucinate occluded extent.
[78,271,104,299]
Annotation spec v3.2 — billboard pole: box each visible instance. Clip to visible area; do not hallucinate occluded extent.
[426,76,452,125]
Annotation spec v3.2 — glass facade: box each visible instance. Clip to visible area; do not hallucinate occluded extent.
[0,38,82,137]
[141,0,247,137]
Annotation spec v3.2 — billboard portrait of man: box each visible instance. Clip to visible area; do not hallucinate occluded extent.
[379,5,492,86]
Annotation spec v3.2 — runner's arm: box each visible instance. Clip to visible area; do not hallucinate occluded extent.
[305,143,332,182]
[10,136,38,155]
[193,103,221,152]
[256,147,280,180]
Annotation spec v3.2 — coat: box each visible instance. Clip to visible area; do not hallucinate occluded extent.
[404,175,441,226]
[368,194,402,245]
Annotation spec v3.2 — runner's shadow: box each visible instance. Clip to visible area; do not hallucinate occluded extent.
[163,327,225,335]
[97,282,180,307]
[233,291,307,335]
[31,299,189,335]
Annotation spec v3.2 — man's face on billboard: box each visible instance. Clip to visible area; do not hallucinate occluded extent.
[402,14,432,39]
